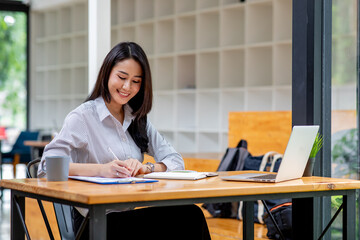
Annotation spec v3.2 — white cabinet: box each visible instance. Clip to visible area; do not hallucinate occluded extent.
[221,6,245,46]
[31,0,294,153]
[109,0,294,153]
[30,1,88,131]
[176,16,196,51]
[29,0,359,152]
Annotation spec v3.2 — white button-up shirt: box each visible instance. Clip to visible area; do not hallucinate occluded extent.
[38,97,184,177]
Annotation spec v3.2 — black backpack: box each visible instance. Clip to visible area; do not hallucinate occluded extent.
[264,202,292,240]
[203,140,290,224]
[217,139,249,172]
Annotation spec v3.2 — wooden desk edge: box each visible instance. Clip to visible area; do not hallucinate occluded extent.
[2,174,360,205]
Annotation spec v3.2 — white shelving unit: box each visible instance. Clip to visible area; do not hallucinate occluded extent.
[30,0,89,132]
[28,0,359,153]
[109,0,293,153]
[30,0,294,153]
[176,92,196,130]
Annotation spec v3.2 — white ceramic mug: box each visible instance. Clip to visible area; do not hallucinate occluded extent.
[42,156,70,181]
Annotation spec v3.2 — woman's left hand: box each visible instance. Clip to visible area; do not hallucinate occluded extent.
[124,158,148,176]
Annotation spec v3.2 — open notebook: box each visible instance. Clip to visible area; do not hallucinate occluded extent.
[69,176,158,184]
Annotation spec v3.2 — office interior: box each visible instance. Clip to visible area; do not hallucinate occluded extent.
[0,0,358,239]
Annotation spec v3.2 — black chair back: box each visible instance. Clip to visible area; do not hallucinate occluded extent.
[26,158,41,178]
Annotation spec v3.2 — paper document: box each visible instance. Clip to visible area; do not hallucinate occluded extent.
[69,176,158,184]
[144,171,218,180]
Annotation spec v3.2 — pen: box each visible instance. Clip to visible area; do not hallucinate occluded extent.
[108,147,131,177]
[108,147,120,160]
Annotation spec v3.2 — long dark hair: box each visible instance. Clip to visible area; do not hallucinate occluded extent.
[86,42,153,153]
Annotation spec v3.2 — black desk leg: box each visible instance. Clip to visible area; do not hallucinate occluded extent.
[11,191,25,240]
[343,191,356,240]
[89,205,107,240]
[293,197,314,240]
[243,201,254,240]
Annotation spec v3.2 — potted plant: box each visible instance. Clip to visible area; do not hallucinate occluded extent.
[303,133,323,176]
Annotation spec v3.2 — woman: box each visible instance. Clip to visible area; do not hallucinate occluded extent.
[38,42,211,240]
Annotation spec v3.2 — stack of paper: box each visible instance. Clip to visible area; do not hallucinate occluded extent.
[144,171,218,180]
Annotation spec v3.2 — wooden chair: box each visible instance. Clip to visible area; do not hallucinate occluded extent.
[228,111,292,155]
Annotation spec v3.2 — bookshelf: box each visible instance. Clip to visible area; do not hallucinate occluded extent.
[30,0,294,153]
[110,0,293,152]
[29,0,359,154]
[30,1,89,131]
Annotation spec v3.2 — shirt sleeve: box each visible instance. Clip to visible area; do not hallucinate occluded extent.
[146,120,185,171]
[37,111,88,178]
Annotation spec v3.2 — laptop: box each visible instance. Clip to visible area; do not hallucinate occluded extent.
[221,125,319,183]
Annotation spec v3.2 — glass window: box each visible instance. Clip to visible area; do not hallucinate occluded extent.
[0,10,27,147]
[331,0,358,238]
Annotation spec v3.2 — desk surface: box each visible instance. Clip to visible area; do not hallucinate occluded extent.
[2,171,360,205]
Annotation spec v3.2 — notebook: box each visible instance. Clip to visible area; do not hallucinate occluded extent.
[69,176,158,184]
[144,171,218,180]
[221,125,319,183]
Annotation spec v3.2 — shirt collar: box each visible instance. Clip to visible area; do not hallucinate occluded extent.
[122,104,136,130]
[95,97,136,123]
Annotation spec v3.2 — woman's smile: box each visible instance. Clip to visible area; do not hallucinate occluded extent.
[117,89,130,98]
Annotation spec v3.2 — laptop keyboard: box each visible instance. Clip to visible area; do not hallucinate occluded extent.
[249,174,276,180]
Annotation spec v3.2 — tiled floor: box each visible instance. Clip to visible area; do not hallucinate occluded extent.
[0,164,27,240]
[0,189,10,240]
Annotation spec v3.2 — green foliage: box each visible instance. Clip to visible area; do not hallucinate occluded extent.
[309,133,323,158]
[0,11,26,128]
[331,195,343,209]
[331,194,359,238]
[332,129,358,178]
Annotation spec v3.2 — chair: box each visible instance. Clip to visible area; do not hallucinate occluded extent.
[26,159,88,240]
[1,130,39,178]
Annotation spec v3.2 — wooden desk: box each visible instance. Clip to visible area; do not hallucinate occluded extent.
[2,172,360,240]
[23,141,50,159]
[23,141,49,148]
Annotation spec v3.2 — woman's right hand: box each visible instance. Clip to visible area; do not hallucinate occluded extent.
[99,160,132,178]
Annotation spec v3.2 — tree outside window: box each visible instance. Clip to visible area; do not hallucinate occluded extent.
[0,11,26,130]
